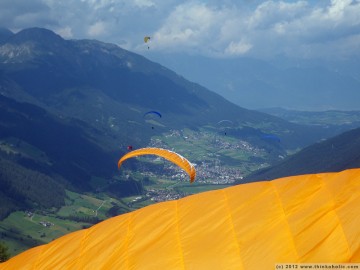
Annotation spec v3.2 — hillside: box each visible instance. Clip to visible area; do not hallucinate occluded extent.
[0,94,121,216]
[0,28,13,44]
[241,127,360,183]
[259,107,360,128]
[0,158,65,220]
[0,27,356,209]
[0,94,117,184]
[0,27,340,150]
[1,27,357,198]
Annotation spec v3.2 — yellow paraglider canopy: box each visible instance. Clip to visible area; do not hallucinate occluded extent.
[144,36,151,43]
[144,36,151,49]
[2,168,360,269]
[118,147,196,183]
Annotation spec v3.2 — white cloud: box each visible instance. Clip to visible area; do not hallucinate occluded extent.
[1,0,359,60]
[225,40,253,55]
[256,0,360,58]
[54,26,73,39]
[133,0,155,8]
[88,21,107,37]
[248,1,308,30]
[0,0,55,31]
[153,2,224,51]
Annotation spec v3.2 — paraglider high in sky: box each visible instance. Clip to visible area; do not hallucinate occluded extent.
[144,36,151,49]
[117,147,196,183]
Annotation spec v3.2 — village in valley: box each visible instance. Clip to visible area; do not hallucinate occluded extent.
[124,128,273,204]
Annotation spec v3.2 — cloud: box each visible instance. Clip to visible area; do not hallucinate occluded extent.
[248,1,309,30]
[0,0,359,60]
[88,21,107,37]
[150,0,360,59]
[262,0,360,58]
[224,40,253,55]
[56,26,73,39]
[0,0,56,31]
[133,0,155,8]
[152,3,225,51]
[39,0,169,48]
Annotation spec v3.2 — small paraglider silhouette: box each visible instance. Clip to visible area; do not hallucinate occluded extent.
[143,110,161,130]
[143,111,161,118]
[261,134,281,143]
[144,36,151,49]
[217,120,233,136]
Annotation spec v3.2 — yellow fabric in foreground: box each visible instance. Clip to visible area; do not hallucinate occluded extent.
[1,168,360,269]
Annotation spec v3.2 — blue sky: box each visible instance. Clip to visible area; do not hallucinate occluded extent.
[1,0,360,60]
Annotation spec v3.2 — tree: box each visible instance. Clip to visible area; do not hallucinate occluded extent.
[0,242,10,262]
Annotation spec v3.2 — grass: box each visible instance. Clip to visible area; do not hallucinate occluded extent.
[0,175,235,259]
[59,191,115,220]
[0,211,88,256]
[174,183,231,194]
[0,190,122,258]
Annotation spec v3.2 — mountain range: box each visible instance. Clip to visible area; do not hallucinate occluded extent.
[1,27,360,258]
[150,53,360,111]
[0,94,117,218]
[0,27,345,148]
[242,126,360,183]
[0,27,359,217]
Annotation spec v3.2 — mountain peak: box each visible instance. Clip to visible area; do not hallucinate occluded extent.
[0,28,14,44]
[0,27,68,63]
[9,27,64,46]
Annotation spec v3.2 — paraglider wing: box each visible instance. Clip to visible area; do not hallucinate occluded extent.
[143,111,162,130]
[217,120,233,126]
[217,120,234,135]
[144,36,151,43]
[143,111,162,118]
[261,134,281,143]
[144,36,151,49]
[118,147,196,183]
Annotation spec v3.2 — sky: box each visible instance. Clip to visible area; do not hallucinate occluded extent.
[1,0,360,61]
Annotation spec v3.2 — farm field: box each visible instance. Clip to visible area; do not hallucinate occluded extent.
[0,180,229,257]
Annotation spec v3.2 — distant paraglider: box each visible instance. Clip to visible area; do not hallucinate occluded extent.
[261,134,281,143]
[217,120,233,126]
[143,111,161,118]
[143,110,162,130]
[118,147,196,183]
[144,36,151,49]
[217,120,234,135]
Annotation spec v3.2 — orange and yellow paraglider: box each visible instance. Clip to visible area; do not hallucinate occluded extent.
[118,147,196,183]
